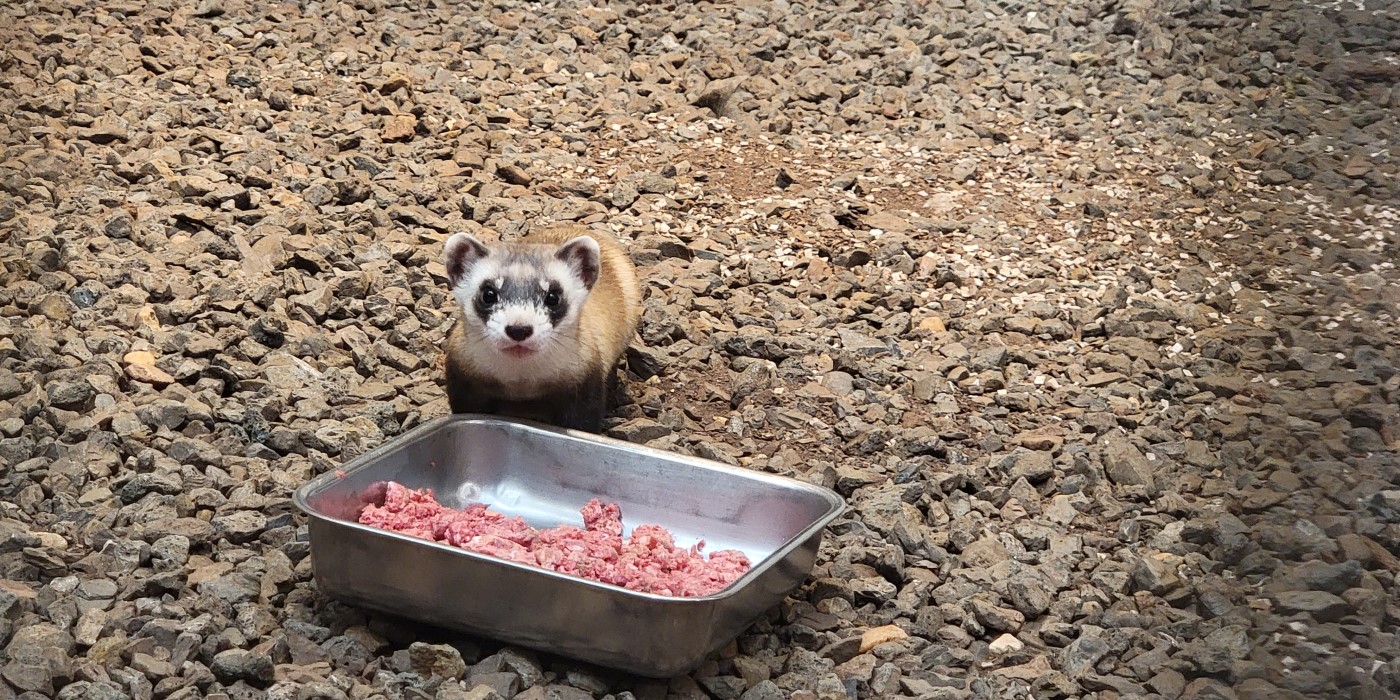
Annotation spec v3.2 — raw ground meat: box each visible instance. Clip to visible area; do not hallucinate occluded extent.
[357,481,753,597]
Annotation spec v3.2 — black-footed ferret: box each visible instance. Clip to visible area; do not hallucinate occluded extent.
[441,223,642,433]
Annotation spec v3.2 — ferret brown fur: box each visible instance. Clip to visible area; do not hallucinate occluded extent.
[442,223,642,433]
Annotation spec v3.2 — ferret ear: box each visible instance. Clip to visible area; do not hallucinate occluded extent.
[444,233,489,289]
[556,235,601,290]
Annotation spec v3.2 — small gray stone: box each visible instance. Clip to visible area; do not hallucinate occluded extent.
[564,669,608,695]
[1005,576,1053,617]
[968,597,1025,632]
[731,361,773,406]
[75,579,118,600]
[1131,555,1182,596]
[495,163,532,187]
[1061,634,1109,676]
[1368,490,1400,523]
[0,374,22,400]
[1270,560,1362,595]
[410,642,467,680]
[837,329,889,356]
[514,685,593,700]
[150,535,191,571]
[465,671,520,698]
[818,636,863,664]
[822,371,855,396]
[1177,625,1250,674]
[1101,434,1157,493]
[610,182,639,209]
[0,521,40,554]
[210,649,275,684]
[1193,373,1249,398]
[46,380,93,409]
[211,511,268,544]
[952,159,979,182]
[104,211,135,238]
[497,648,544,688]
[197,571,261,605]
[870,663,902,696]
[6,624,74,665]
[59,680,128,700]
[1148,669,1187,697]
[607,417,672,443]
[1,662,54,694]
[120,474,183,504]
[1182,677,1240,699]
[633,171,676,195]
[136,517,216,543]
[1271,591,1352,622]
[970,346,1008,370]
[1010,450,1054,482]
[136,399,188,430]
[130,652,176,678]
[227,66,261,88]
[698,676,747,700]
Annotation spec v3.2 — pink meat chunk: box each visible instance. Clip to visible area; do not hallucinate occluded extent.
[356,481,752,597]
[581,499,623,538]
[357,481,444,541]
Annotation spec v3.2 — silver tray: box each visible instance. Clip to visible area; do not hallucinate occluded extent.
[292,414,846,678]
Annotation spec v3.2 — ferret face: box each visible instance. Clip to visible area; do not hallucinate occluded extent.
[443,232,601,359]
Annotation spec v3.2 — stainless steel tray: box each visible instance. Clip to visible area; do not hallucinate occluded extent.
[292,414,846,678]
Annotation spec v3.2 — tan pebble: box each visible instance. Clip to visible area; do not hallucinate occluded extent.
[125,362,175,386]
[989,633,1024,654]
[382,114,417,142]
[859,624,908,653]
[918,316,946,333]
[135,306,160,330]
[35,532,68,549]
[123,350,157,365]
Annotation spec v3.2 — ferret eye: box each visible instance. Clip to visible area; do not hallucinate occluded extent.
[544,290,561,308]
[480,286,497,306]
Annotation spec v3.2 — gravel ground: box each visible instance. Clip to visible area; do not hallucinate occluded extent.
[2,0,1399,698]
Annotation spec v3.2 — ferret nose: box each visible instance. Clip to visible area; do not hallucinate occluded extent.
[505,325,533,342]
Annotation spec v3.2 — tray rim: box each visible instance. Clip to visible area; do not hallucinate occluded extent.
[292,413,848,604]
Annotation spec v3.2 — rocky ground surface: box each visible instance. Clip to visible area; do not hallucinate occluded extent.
[2,0,1399,698]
